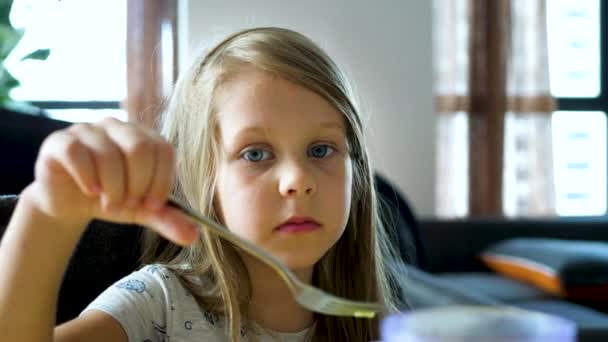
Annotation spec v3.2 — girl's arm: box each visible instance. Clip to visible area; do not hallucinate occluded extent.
[0,190,127,342]
[55,310,127,342]
[0,118,198,342]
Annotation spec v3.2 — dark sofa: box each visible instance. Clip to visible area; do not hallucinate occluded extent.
[417,219,608,341]
[3,109,608,341]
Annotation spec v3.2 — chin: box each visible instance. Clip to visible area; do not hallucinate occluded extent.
[275,251,324,271]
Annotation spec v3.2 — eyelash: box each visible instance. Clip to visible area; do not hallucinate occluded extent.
[240,144,337,162]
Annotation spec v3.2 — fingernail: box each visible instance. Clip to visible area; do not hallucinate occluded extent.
[101,195,111,209]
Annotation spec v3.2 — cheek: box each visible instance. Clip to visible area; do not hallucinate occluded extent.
[325,159,353,222]
[216,164,268,233]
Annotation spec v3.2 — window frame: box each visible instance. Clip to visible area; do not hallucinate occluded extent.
[551,0,608,217]
[31,101,121,110]
[556,0,607,110]
[15,0,177,127]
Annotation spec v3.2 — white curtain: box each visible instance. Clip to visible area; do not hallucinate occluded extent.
[434,0,556,217]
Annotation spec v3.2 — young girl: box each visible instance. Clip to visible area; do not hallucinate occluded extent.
[0,27,406,341]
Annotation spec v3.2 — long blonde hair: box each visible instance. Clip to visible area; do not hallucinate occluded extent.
[141,27,406,341]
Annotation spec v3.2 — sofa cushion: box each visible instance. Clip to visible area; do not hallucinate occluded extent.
[398,265,500,309]
[435,272,554,303]
[481,238,608,301]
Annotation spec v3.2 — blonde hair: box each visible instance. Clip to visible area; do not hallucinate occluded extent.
[142,27,406,341]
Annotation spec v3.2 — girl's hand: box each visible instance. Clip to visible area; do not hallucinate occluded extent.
[23,117,198,245]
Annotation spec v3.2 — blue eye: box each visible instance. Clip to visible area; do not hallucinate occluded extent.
[242,149,272,162]
[308,144,335,159]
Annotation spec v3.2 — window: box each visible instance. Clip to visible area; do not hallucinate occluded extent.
[547,0,608,216]
[6,0,127,122]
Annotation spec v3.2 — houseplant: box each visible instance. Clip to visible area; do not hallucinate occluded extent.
[0,0,49,112]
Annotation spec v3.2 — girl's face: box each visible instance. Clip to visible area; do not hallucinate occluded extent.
[214,68,353,272]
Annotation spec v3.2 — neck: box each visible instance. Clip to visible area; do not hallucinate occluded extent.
[241,254,315,333]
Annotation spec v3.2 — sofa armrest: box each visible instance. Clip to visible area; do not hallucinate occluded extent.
[418,219,608,273]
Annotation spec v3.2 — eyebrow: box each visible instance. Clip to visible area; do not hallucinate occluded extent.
[236,121,345,135]
[319,121,345,130]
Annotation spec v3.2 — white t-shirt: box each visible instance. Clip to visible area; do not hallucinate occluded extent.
[81,264,313,341]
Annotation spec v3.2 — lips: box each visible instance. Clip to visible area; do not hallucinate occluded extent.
[275,217,321,233]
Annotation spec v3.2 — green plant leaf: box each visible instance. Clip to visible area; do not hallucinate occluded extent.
[0,0,53,108]
[0,0,15,27]
[0,24,23,60]
[21,48,50,61]
[0,64,19,99]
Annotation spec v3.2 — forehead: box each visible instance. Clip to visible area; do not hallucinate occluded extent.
[214,69,346,138]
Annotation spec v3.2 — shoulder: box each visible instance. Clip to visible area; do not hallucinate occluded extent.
[82,264,224,341]
[108,264,181,302]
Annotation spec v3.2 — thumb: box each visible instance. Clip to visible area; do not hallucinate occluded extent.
[138,206,200,246]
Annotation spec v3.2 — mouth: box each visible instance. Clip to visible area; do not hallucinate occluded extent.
[275,217,321,233]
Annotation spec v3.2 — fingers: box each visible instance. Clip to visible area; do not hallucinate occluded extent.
[136,206,200,246]
[36,130,100,197]
[36,117,187,242]
[100,119,156,208]
[67,123,126,210]
[145,141,175,210]
[98,117,175,210]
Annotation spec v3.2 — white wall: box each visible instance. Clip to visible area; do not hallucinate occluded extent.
[179,0,435,216]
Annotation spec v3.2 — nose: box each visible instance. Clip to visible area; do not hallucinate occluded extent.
[278,159,316,197]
